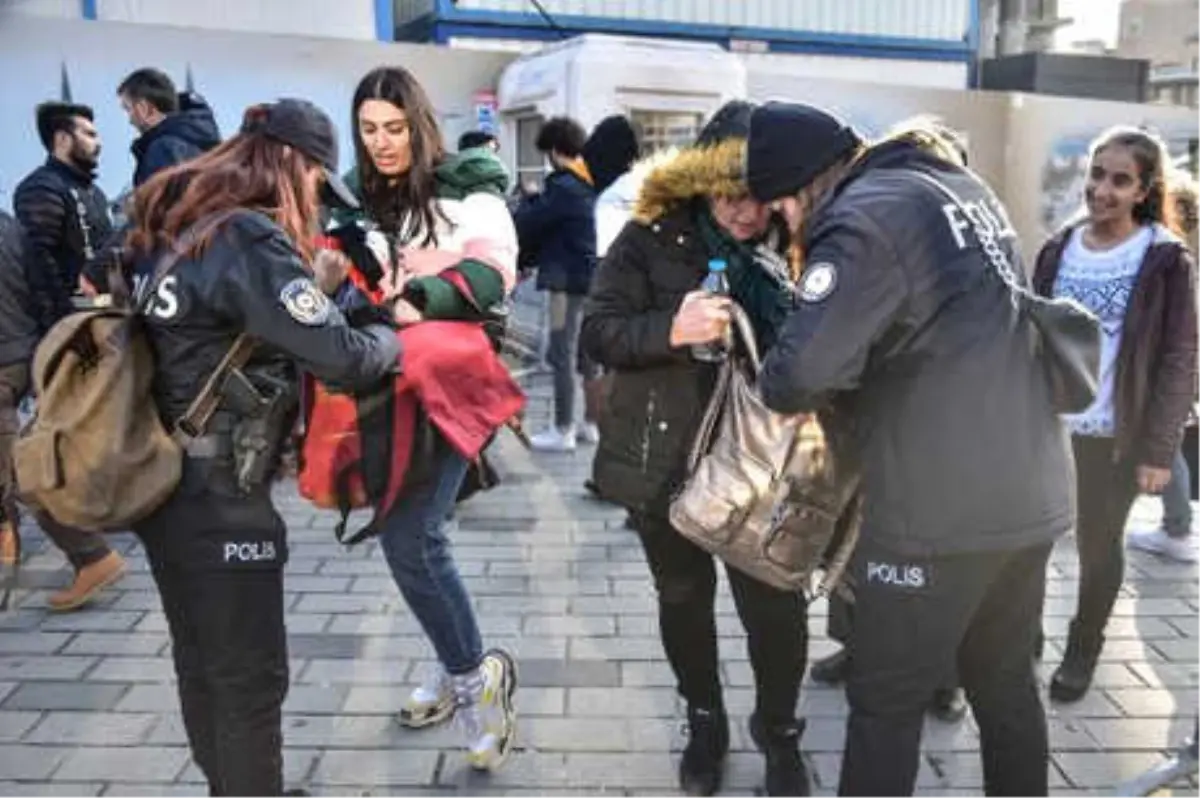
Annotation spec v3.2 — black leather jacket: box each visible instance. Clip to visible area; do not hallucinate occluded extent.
[761,142,1073,556]
[12,158,112,332]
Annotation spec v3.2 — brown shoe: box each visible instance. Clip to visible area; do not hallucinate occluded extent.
[0,520,20,611]
[47,551,125,612]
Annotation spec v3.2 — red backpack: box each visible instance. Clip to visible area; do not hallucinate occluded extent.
[298,314,524,545]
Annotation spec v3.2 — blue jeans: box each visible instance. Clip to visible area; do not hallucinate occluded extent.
[378,450,482,675]
[1163,447,1194,539]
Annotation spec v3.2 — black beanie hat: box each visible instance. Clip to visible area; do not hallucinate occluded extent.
[583,115,640,194]
[746,102,863,202]
[697,100,756,147]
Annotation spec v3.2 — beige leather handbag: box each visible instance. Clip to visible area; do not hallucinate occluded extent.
[669,304,861,596]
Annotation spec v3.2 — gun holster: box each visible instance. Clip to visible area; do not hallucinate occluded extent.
[220,368,298,494]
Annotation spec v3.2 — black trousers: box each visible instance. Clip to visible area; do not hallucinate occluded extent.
[633,513,808,725]
[136,458,289,796]
[1070,436,1138,639]
[840,538,1052,797]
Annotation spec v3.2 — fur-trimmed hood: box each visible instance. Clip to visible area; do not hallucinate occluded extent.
[632,137,747,224]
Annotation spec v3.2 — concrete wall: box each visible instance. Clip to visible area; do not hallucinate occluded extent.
[0,16,515,205]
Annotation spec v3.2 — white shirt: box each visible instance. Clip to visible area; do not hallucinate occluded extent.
[1054,225,1153,437]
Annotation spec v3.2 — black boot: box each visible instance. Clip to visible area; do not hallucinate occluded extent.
[928,687,968,723]
[809,649,849,686]
[749,714,811,796]
[1050,620,1104,703]
[679,705,729,796]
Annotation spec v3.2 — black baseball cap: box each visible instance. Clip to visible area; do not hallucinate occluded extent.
[241,98,359,210]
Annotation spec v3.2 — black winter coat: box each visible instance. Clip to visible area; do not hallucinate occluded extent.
[759,141,1073,557]
[581,204,718,513]
[513,168,597,295]
[12,158,112,332]
[0,212,40,368]
[131,93,221,186]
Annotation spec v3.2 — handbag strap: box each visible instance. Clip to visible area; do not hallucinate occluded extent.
[681,301,773,474]
[907,168,1030,311]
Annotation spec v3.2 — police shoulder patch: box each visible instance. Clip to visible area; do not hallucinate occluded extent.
[279,277,331,326]
[798,261,838,303]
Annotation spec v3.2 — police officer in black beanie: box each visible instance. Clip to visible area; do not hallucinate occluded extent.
[746,101,1072,797]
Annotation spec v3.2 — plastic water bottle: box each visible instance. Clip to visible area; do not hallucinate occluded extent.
[692,259,731,363]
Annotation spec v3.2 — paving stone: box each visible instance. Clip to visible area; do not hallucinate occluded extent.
[310,749,439,785]
[1083,717,1197,750]
[518,659,619,688]
[23,711,157,745]
[0,783,104,796]
[436,751,572,789]
[61,633,168,657]
[0,657,96,681]
[283,685,352,715]
[2,683,126,712]
[113,684,178,713]
[100,784,205,796]
[523,614,615,637]
[178,747,319,785]
[1054,751,1171,788]
[1105,688,1199,717]
[521,717,632,752]
[85,657,175,683]
[53,746,189,782]
[567,687,677,718]
[297,659,410,685]
[0,633,71,656]
[568,636,665,661]
[0,712,42,742]
[38,612,144,633]
[1127,661,1199,689]
[0,745,70,779]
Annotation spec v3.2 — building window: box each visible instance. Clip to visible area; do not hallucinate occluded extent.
[515,115,546,193]
[630,111,702,154]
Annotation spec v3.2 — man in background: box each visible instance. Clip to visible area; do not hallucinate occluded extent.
[118,68,220,186]
[11,101,125,611]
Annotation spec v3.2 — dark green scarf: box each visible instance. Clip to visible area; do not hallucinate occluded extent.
[694,204,794,351]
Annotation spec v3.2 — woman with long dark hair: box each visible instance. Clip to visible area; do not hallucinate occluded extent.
[320,66,519,771]
[126,98,402,795]
[1033,127,1198,703]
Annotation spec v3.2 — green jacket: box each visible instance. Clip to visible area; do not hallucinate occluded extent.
[329,149,511,320]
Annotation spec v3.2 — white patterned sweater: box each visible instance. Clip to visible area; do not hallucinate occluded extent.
[1053,224,1155,437]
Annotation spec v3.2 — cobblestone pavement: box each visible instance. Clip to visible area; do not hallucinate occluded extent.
[0,374,1196,796]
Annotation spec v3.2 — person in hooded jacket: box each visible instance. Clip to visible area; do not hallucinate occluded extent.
[745,102,1073,796]
[580,101,809,797]
[118,68,221,186]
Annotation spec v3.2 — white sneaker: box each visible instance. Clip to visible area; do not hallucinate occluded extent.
[454,649,518,771]
[1127,527,1199,563]
[530,426,576,452]
[398,663,455,728]
[578,422,600,445]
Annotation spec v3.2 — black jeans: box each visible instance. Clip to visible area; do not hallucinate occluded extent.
[136,458,289,796]
[840,538,1052,797]
[633,513,807,724]
[1070,436,1139,639]
[0,362,110,569]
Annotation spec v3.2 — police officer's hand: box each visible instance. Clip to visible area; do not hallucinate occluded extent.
[670,290,731,348]
[79,275,98,298]
[312,249,351,296]
[1137,465,1172,495]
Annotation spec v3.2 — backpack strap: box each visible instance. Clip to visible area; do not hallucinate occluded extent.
[172,333,258,441]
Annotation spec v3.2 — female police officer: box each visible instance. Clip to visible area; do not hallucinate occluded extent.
[122,99,402,796]
[745,103,1073,796]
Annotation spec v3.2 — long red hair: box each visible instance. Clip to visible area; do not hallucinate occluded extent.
[127,108,320,262]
